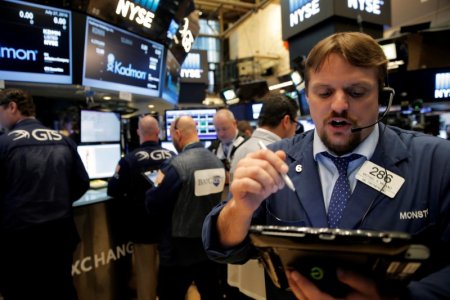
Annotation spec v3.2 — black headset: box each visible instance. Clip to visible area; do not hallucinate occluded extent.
[351,86,395,133]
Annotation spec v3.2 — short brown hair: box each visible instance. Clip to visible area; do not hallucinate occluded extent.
[304,32,388,92]
[258,93,299,128]
[0,88,36,116]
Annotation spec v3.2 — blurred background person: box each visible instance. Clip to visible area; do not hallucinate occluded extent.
[237,120,253,138]
[208,108,248,179]
[231,93,300,177]
[227,93,299,300]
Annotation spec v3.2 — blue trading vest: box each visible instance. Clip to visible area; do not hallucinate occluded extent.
[170,144,225,238]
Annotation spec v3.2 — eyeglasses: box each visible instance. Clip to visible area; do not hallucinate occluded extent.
[290,118,304,134]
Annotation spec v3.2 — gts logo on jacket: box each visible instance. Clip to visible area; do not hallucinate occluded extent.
[8,129,63,141]
[135,149,172,161]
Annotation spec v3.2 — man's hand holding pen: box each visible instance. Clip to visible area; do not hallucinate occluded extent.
[230,145,293,214]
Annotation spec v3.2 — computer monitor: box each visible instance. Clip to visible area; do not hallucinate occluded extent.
[164,108,217,141]
[80,110,121,143]
[0,0,72,84]
[160,141,177,154]
[252,103,263,120]
[299,118,315,132]
[82,16,165,98]
[161,50,181,105]
[77,143,121,179]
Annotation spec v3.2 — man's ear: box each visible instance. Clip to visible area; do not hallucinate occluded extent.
[8,101,17,112]
[282,114,291,127]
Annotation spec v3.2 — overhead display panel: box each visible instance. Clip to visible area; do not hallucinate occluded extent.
[169,10,200,65]
[180,49,208,84]
[82,16,165,98]
[161,50,181,105]
[85,0,194,45]
[281,0,391,40]
[0,0,72,84]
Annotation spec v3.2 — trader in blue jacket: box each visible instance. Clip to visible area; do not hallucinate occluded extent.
[0,89,90,300]
[202,32,450,299]
[146,115,226,300]
[108,115,175,300]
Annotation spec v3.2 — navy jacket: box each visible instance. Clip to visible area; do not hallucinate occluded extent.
[107,141,174,244]
[0,119,89,232]
[202,124,450,299]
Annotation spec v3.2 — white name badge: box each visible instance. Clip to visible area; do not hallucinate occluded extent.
[355,161,405,198]
[194,168,226,196]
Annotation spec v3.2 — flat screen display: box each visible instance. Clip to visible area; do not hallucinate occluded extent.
[435,72,450,99]
[160,141,177,154]
[165,108,217,141]
[77,143,121,179]
[180,49,208,84]
[252,103,263,120]
[299,118,315,132]
[82,16,165,98]
[161,50,180,104]
[80,110,121,143]
[0,0,72,84]
[223,89,238,101]
[381,43,397,60]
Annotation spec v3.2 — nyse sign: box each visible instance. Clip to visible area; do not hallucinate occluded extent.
[289,0,320,28]
[115,0,156,29]
[347,0,383,15]
[290,0,385,28]
[282,0,390,40]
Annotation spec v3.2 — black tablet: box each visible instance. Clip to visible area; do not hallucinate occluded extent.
[142,170,158,186]
[249,225,429,298]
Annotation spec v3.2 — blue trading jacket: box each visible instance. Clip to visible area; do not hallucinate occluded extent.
[0,119,90,232]
[202,123,450,299]
[107,141,175,244]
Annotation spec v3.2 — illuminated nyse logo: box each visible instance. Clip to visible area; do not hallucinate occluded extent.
[435,72,450,99]
[289,0,385,28]
[289,0,320,27]
[115,0,159,29]
[106,53,147,80]
[181,53,203,79]
[347,0,384,15]
[0,45,38,62]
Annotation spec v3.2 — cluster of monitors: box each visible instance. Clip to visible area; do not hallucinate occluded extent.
[0,0,206,104]
[77,108,218,180]
[76,107,315,181]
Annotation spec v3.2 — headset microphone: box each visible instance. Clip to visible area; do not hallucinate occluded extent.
[351,87,395,133]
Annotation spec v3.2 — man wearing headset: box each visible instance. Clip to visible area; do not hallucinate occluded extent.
[202,32,450,299]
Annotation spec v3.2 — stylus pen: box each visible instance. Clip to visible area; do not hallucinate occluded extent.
[258,141,296,192]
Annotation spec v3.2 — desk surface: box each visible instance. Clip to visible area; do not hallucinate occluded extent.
[73,188,111,207]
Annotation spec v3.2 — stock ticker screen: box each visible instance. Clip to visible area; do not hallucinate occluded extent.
[82,16,165,98]
[0,0,72,84]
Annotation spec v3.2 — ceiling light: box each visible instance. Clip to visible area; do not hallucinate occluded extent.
[269,80,293,91]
